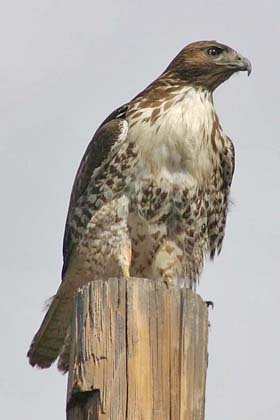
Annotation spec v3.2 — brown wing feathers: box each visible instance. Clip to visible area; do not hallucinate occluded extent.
[28,114,129,368]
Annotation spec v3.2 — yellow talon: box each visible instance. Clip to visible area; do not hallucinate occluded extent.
[163,275,174,288]
[121,266,130,278]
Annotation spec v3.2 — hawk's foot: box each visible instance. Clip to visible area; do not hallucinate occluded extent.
[205,300,214,309]
[163,275,174,289]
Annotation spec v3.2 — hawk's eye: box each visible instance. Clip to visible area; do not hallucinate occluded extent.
[207,47,223,57]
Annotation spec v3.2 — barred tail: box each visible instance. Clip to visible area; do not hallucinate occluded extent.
[27,283,74,369]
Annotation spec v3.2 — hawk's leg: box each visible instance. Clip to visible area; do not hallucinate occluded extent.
[121,265,130,278]
[118,238,132,278]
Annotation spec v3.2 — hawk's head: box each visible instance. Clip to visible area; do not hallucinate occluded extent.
[166,40,251,91]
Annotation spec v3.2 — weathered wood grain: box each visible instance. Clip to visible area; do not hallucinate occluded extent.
[66,278,208,420]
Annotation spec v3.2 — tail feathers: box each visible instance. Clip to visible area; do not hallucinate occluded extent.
[27,294,73,369]
[57,325,71,373]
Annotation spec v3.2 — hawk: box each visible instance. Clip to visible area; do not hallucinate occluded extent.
[28,41,251,369]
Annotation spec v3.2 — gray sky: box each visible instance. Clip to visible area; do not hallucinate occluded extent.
[1,0,279,419]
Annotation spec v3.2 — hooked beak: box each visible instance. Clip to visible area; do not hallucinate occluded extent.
[217,51,252,76]
[235,54,252,76]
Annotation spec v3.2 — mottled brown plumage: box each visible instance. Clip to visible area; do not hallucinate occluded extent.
[28,40,251,369]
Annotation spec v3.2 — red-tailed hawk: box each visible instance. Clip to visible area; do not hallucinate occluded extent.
[28,41,251,369]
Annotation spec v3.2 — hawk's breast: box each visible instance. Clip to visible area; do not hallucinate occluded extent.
[128,87,218,190]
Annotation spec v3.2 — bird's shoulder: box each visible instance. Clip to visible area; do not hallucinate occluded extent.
[222,135,235,187]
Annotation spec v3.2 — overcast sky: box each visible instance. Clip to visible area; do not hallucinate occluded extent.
[1,0,279,419]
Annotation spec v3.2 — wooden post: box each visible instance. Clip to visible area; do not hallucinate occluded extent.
[65,278,208,420]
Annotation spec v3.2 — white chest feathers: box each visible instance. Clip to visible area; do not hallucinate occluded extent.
[128,87,221,186]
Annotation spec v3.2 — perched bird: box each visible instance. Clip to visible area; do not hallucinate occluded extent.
[28,40,251,370]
